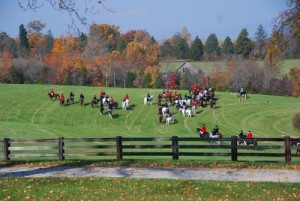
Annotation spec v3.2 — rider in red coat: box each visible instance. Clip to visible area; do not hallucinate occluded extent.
[100,90,105,98]
[200,124,207,134]
[60,93,64,100]
[247,131,253,139]
[50,89,54,96]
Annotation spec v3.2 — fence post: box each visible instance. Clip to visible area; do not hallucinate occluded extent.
[172,136,179,160]
[231,136,237,161]
[58,137,65,160]
[4,138,10,161]
[284,136,291,163]
[116,136,123,160]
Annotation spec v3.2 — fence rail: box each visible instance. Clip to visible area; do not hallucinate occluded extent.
[1,136,300,163]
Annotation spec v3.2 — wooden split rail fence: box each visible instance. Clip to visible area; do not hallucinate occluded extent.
[1,136,299,163]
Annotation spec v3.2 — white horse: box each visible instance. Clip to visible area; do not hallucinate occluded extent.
[125,99,129,107]
[179,108,192,117]
[162,107,169,116]
[209,132,222,144]
[179,99,191,107]
[102,96,109,106]
[166,114,175,125]
[122,100,127,111]
[144,96,153,105]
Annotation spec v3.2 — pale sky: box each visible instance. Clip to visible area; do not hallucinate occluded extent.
[0,0,288,42]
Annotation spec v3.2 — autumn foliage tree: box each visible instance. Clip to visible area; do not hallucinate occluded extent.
[289,67,300,96]
[0,51,13,82]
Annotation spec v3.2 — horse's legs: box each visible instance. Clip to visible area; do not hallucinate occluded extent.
[159,115,163,123]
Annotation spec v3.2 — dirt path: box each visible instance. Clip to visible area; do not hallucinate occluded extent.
[1,166,299,183]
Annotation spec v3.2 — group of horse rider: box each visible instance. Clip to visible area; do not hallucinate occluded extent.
[198,124,222,139]
[49,83,215,122]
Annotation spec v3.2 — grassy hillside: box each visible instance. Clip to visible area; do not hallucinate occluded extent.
[0,84,299,140]
[160,59,300,75]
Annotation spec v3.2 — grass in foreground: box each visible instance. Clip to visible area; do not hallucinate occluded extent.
[1,159,300,170]
[1,177,299,201]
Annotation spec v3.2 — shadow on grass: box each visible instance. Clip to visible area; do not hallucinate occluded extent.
[0,159,159,178]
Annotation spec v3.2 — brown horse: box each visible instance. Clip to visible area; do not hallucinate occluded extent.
[48,92,60,100]
[60,99,65,107]
[196,128,209,138]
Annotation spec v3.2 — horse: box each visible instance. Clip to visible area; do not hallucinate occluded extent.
[239,91,247,101]
[66,97,72,104]
[60,99,65,107]
[125,99,130,107]
[144,96,153,105]
[99,103,104,115]
[108,108,113,119]
[91,99,99,108]
[209,98,216,109]
[162,106,169,117]
[166,114,175,125]
[122,100,127,111]
[102,96,110,106]
[237,134,257,146]
[112,102,118,110]
[79,98,84,106]
[209,132,223,144]
[179,108,192,117]
[180,98,191,107]
[196,128,209,138]
[48,92,60,100]
[291,141,300,154]
[66,94,74,104]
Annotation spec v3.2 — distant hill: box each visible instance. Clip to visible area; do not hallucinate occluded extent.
[159,59,300,76]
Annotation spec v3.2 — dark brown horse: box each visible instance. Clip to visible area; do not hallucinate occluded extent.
[48,92,60,100]
[196,128,209,138]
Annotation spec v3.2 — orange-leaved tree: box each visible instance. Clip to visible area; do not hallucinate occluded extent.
[0,51,13,83]
[289,67,300,96]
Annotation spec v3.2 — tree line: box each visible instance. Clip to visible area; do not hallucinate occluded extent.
[0,0,299,96]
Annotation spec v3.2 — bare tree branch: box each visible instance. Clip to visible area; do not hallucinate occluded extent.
[18,0,115,34]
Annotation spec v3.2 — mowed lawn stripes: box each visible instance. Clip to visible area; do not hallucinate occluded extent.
[0,84,299,140]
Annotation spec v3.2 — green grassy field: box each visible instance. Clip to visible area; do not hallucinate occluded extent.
[1,177,299,201]
[1,84,300,200]
[0,84,299,139]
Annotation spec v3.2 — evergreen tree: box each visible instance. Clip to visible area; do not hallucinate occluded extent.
[160,40,175,59]
[204,33,220,60]
[63,74,72,85]
[173,34,189,59]
[221,36,234,58]
[0,32,9,42]
[235,28,253,58]
[254,24,268,59]
[77,32,87,51]
[45,30,54,54]
[116,36,126,52]
[77,67,87,86]
[125,71,136,88]
[190,36,204,61]
[154,74,164,88]
[144,73,152,88]
[18,24,29,57]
